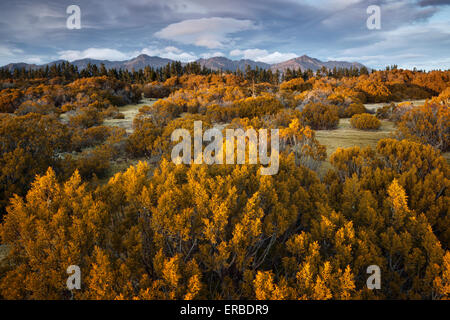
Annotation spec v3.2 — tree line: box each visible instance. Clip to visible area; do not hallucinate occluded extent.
[0,60,377,85]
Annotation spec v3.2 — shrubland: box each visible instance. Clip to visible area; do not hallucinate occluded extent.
[0,64,449,300]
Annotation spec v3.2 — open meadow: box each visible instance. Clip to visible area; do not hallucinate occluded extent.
[316,118,396,158]
[103,98,156,133]
[315,118,396,175]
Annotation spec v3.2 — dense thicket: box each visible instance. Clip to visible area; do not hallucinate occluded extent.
[1,140,449,299]
[0,65,449,300]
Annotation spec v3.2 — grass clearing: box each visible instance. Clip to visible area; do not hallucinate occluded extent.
[316,100,423,159]
[103,98,157,133]
[363,99,426,112]
[315,118,396,176]
[315,115,450,174]
[316,118,396,158]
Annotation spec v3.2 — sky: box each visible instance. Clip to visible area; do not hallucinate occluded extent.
[0,0,449,70]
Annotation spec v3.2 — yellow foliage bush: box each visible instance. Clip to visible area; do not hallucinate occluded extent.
[350,113,381,130]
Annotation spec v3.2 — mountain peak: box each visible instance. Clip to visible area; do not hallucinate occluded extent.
[134,54,150,59]
[196,56,270,71]
[270,55,366,72]
[198,56,230,61]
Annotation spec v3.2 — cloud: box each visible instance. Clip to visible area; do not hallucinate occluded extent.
[154,17,257,48]
[140,46,198,62]
[320,0,438,31]
[57,46,198,63]
[23,57,46,64]
[58,48,130,61]
[328,20,450,69]
[308,0,362,10]
[230,49,297,64]
[419,0,450,6]
[0,45,23,57]
[0,0,448,70]
[0,45,52,66]
[200,52,225,59]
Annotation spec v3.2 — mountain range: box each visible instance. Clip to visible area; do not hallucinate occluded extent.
[1,54,367,73]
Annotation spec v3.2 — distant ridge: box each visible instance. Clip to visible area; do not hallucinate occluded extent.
[1,54,368,73]
[1,55,175,72]
[270,55,367,72]
[196,56,270,72]
[2,60,67,72]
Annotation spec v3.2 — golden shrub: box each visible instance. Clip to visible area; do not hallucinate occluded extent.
[350,113,381,130]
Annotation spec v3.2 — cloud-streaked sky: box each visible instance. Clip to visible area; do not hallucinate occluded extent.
[0,0,449,69]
